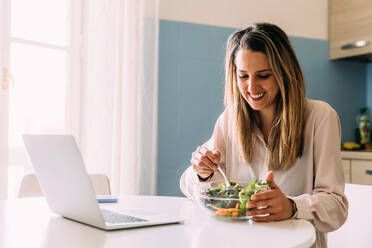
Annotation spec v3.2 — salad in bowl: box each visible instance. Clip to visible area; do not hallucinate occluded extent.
[193,179,270,220]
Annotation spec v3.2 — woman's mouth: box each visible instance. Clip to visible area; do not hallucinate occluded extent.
[248,92,265,101]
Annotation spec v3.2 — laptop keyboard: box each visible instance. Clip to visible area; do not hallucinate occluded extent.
[101,209,148,224]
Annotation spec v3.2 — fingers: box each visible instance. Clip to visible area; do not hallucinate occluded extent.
[251,190,276,201]
[247,174,293,221]
[191,146,219,177]
[212,150,221,163]
[191,157,214,178]
[246,193,273,210]
[246,206,272,217]
[199,146,220,164]
[247,197,271,209]
[266,170,274,182]
[252,214,278,222]
[191,163,213,173]
[247,198,284,215]
[191,153,214,170]
[191,146,220,165]
[248,198,292,221]
[265,170,278,189]
[247,190,276,205]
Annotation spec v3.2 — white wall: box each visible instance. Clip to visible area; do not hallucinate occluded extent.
[159,0,328,40]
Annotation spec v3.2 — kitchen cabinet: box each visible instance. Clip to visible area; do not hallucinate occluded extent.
[341,151,372,185]
[329,0,372,61]
[342,159,351,183]
[350,160,372,185]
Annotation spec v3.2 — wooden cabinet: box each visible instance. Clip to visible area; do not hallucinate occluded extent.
[350,160,372,185]
[341,151,372,185]
[342,159,351,183]
[329,0,372,61]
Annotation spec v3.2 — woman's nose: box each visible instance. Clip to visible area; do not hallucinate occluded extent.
[248,78,259,92]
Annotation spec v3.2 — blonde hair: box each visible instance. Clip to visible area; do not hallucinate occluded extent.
[224,23,306,170]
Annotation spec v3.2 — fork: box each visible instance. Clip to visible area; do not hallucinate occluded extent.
[217,163,231,188]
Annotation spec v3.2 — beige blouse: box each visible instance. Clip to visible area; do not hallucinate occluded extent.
[180,99,348,248]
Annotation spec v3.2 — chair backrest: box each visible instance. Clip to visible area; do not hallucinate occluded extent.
[18,173,111,197]
[328,183,372,247]
[89,174,111,195]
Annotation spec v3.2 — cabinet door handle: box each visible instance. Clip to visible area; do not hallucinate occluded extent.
[341,40,369,50]
[365,170,372,175]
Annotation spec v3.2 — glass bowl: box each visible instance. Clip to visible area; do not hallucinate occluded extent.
[193,180,269,221]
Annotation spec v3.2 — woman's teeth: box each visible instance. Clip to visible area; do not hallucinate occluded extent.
[249,92,264,99]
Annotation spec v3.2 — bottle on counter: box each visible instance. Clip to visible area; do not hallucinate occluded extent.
[358,108,370,144]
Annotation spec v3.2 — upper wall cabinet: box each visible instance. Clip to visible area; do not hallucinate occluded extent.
[329,0,372,61]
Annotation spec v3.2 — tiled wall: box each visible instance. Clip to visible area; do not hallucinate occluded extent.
[158,20,367,196]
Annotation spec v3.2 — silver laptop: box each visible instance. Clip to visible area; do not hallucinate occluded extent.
[22,134,183,230]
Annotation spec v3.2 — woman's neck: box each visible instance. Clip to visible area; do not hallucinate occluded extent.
[258,106,276,143]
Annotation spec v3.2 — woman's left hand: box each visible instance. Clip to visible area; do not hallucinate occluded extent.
[246,171,294,222]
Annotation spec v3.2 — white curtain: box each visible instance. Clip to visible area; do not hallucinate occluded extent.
[0,0,9,199]
[79,0,159,195]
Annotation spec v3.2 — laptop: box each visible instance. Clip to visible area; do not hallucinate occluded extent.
[22,134,184,230]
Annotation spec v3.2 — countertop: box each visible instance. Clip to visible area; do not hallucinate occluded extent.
[341,150,372,160]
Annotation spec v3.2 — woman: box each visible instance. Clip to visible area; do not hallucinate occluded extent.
[180,23,348,248]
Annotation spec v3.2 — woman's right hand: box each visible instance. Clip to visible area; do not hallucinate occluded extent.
[191,145,221,179]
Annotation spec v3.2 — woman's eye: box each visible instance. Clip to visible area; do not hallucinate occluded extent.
[258,74,270,79]
[239,75,248,79]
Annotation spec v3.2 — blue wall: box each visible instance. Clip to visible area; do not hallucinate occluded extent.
[367,64,372,115]
[158,20,367,196]
[290,36,366,144]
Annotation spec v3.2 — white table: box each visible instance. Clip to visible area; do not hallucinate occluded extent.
[0,195,315,248]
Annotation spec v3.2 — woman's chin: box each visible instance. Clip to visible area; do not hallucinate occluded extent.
[248,102,265,111]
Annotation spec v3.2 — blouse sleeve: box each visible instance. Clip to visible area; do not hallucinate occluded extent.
[179,111,227,198]
[289,106,349,233]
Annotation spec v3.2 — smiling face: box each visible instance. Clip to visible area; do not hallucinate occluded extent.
[235,49,280,116]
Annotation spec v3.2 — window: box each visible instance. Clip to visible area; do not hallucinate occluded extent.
[4,0,81,198]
